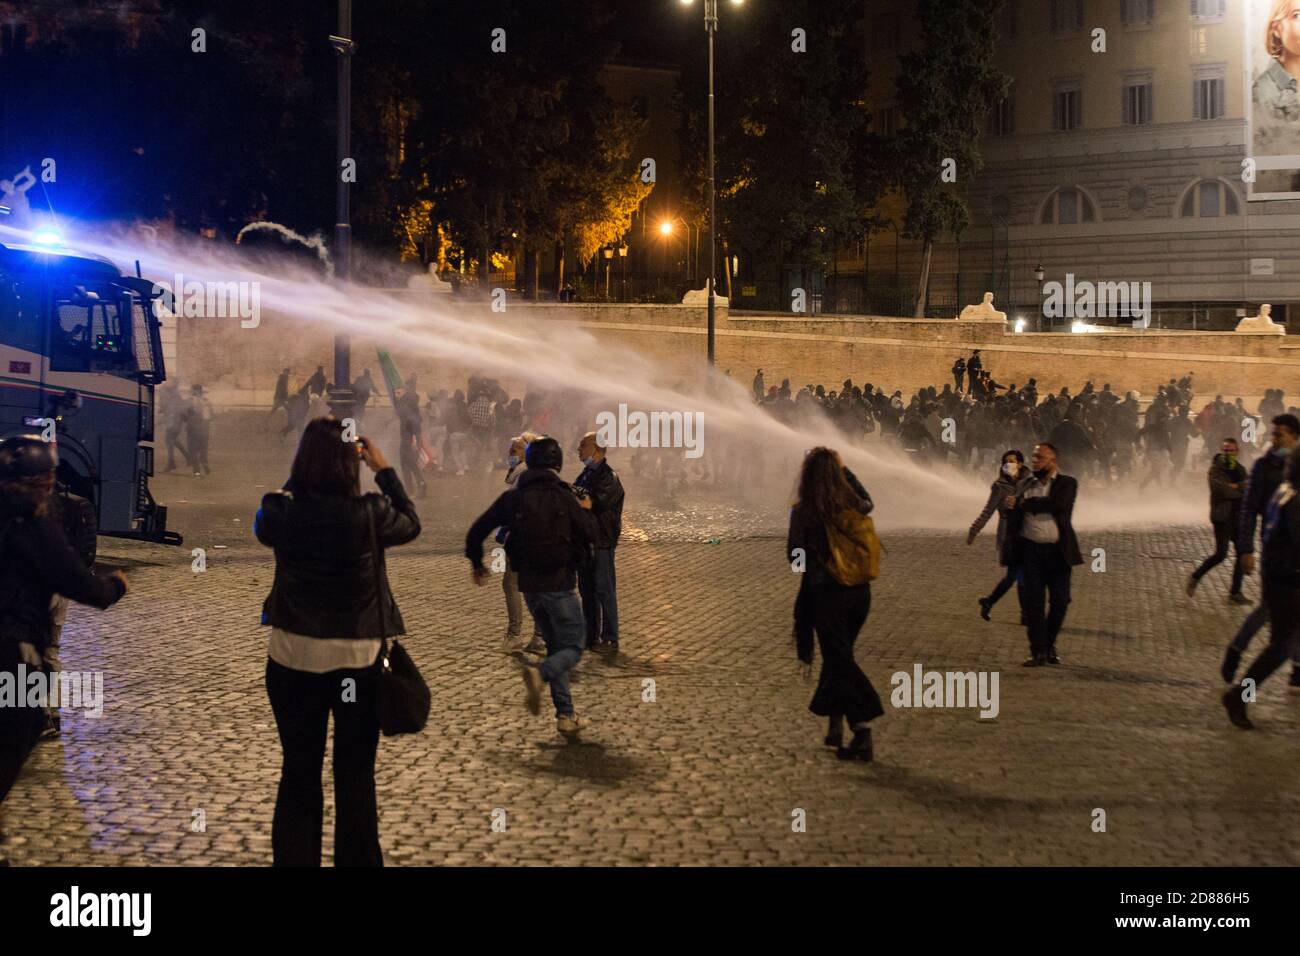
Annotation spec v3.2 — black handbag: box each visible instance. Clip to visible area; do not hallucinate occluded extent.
[366,498,430,736]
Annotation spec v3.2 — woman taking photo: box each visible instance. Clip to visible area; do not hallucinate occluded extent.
[967,450,1027,622]
[788,447,883,761]
[255,418,420,866]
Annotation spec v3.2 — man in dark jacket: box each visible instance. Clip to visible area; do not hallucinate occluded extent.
[466,436,598,734]
[1188,437,1248,602]
[1004,442,1083,667]
[0,436,127,827]
[1223,414,1300,686]
[1223,450,1300,729]
[574,431,625,652]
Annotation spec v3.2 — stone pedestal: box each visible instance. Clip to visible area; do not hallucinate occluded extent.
[957,292,1007,323]
[681,287,729,308]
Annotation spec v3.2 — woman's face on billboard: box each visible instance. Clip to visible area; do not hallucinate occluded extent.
[1276,4,1300,58]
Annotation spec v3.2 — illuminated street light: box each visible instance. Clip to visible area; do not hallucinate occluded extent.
[660,221,674,236]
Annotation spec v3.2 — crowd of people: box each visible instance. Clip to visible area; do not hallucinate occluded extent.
[748,352,1298,486]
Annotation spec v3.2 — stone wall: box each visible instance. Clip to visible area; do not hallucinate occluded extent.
[172,296,1300,409]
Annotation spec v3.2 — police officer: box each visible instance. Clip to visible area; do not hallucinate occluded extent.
[0,436,128,847]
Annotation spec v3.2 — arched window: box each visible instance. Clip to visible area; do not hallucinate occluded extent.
[1178,179,1240,218]
[1039,187,1099,225]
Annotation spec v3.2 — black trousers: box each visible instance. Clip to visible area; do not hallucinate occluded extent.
[1242,577,1300,691]
[1192,520,1244,595]
[265,657,383,867]
[807,579,884,727]
[1017,541,1072,654]
[985,565,1018,606]
[0,649,44,807]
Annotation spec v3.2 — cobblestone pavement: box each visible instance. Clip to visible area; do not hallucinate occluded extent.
[3,432,1299,866]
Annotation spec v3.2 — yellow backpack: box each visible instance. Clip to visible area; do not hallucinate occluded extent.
[825,508,881,586]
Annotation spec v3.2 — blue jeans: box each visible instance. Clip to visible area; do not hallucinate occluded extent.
[524,591,586,716]
[578,548,619,645]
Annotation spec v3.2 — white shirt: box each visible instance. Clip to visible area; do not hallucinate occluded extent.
[1020,474,1059,545]
[268,628,382,674]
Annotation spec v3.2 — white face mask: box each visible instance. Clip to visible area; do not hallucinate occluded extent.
[1002,461,1021,479]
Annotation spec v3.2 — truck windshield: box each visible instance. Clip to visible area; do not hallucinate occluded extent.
[50,281,134,373]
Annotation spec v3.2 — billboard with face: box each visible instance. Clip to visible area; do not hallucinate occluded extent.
[1248,0,1300,199]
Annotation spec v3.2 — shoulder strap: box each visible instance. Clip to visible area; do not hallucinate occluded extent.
[366,497,389,656]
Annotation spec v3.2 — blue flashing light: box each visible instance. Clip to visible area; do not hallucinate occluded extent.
[33,231,63,246]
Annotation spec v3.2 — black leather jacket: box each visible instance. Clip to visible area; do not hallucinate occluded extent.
[0,499,124,657]
[254,468,420,639]
[573,458,624,549]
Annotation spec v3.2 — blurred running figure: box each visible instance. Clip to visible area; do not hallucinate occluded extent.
[787,447,883,761]
[967,450,1027,622]
[498,434,545,653]
[1223,414,1300,688]
[1187,437,1248,603]
[1222,450,1300,729]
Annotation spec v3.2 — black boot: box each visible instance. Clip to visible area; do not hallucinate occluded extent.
[836,725,873,762]
[824,715,843,748]
[1220,647,1241,685]
[1221,688,1254,730]
[978,597,992,622]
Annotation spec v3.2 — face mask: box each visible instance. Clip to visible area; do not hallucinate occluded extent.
[1225,454,1238,470]
[507,455,520,468]
[583,455,599,469]
[1033,467,1051,481]
[1002,462,1020,478]
[1276,446,1293,459]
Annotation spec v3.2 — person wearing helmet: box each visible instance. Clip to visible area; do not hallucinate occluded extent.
[0,436,128,847]
[464,435,599,735]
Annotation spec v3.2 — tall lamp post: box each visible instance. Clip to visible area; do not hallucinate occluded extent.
[619,244,628,301]
[683,0,744,366]
[1033,262,1045,333]
[327,0,356,419]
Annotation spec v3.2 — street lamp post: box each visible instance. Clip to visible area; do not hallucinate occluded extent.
[604,246,614,298]
[684,0,743,366]
[619,244,628,302]
[327,0,356,420]
[1033,262,1045,333]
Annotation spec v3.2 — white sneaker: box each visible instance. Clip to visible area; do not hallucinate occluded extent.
[556,713,588,734]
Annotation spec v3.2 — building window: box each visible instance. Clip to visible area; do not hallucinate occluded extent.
[1040,187,1099,225]
[872,14,899,51]
[1123,74,1154,125]
[1052,0,1084,34]
[1179,179,1240,217]
[1053,84,1083,131]
[988,95,1015,135]
[1189,0,1226,23]
[1192,67,1226,120]
[1122,0,1154,25]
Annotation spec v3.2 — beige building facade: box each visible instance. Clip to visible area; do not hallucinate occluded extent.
[856,0,1300,330]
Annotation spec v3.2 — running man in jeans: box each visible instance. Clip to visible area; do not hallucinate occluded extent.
[466,436,599,734]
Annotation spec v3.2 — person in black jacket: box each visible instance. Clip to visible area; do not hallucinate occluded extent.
[1005,442,1084,667]
[0,436,127,836]
[1223,414,1300,687]
[1223,450,1300,729]
[466,436,598,735]
[967,450,1028,622]
[574,431,625,653]
[1188,438,1248,602]
[254,417,420,867]
[787,447,883,761]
